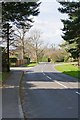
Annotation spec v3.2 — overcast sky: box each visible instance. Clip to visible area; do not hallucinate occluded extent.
[30,0,67,47]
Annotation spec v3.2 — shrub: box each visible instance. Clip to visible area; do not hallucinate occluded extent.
[10,57,17,63]
[64,56,69,62]
[55,57,64,62]
[24,57,30,64]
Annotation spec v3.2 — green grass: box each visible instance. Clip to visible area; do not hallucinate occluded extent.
[0,73,2,81]
[25,62,38,67]
[0,72,9,81]
[55,63,80,79]
[10,63,16,67]
[1,72,10,81]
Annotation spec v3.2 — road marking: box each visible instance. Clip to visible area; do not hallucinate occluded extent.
[55,80,68,88]
[41,70,77,89]
[44,74,68,88]
[46,76,52,80]
[76,91,80,95]
[43,73,45,75]
[45,74,68,88]
[41,64,46,72]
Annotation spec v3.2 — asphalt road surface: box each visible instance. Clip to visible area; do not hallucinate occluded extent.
[21,62,80,119]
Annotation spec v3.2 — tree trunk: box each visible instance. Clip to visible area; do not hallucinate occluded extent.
[22,42,25,59]
[7,23,10,72]
[36,43,38,63]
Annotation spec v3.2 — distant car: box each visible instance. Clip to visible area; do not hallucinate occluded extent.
[48,58,51,62]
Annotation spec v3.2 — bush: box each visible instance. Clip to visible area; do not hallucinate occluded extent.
[24,57,30,64]
[64,56,69,62]
[40,57,48,62]
[55,57,64,62]
[10,57,17,63]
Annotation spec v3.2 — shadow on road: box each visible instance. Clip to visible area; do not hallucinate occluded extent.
[24,71,79,83]
[20,69,80,119]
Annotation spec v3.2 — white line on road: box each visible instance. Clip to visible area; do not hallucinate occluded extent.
[44,74,68,88]
[46,76,52,80]
[76,91,80,95]
[36,68,77,90]
[54,80,68,88]
[43,73,45,75]
[41,64,46,73]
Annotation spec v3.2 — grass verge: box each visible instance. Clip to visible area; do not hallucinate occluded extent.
[24,62,38,67]
[0,72,10,86]
[55,63,80,79]
[2,72,10,81]
[0,73,2,81]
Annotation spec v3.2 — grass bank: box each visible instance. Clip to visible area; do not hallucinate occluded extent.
[55,63,80,79]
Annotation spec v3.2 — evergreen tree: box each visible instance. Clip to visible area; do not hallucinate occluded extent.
[2,1,41,71]
[58,1,80,64]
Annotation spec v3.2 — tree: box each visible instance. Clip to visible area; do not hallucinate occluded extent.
[29,29,45,63]
[2,1,41,71]
[13,23,32,59]
[44,46,67,63]
[59,41,78,61]
[58,1,80,65]
[2,23,14,71]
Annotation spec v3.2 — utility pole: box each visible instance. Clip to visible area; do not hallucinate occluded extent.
[7,23,10,72]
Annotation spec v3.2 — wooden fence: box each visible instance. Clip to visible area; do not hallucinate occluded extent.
[15,59,27,66]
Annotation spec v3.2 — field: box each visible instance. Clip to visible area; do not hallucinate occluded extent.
[55,63,80,79]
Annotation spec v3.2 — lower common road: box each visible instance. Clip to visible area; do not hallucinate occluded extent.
[21,62,80,119]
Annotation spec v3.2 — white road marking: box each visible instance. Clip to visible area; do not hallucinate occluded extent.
[76,91,80,95]
[44,74,68,88]
[42,64,46,72]
[54,80,68,88]
[46,76,52,80]
[43,73,45,75]
[43,74,68,88]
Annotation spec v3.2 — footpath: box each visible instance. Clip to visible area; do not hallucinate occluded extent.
[2,69,24,119]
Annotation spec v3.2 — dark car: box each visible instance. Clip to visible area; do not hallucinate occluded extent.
[48,58,51,62]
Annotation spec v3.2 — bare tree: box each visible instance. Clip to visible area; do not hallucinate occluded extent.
[29,29,45,63]
[13,23,32,59]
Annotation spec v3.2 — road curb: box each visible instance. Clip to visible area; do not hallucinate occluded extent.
[18,72,24,119]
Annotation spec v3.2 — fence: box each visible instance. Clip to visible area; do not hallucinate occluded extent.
[15,59,27,66]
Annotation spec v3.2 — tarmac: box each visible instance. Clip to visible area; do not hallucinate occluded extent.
[0,64,79,119]
[2,68,25,119]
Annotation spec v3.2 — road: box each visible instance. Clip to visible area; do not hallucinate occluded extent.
[21,62,80,119]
